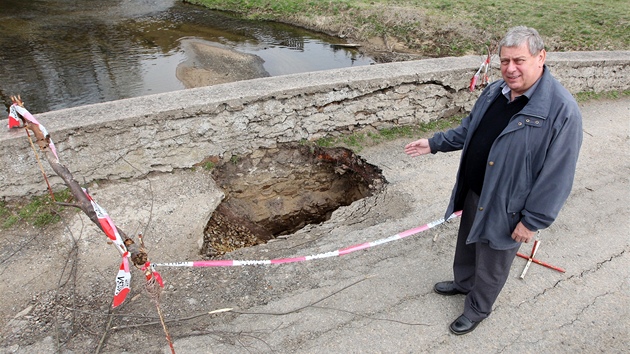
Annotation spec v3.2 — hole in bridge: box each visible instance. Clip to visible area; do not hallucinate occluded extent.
[200,143,387,257]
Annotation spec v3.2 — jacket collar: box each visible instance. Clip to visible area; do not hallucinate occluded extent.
[504,66,554,120]
[501,73,541,101]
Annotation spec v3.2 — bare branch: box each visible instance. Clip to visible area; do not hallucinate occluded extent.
[13,98,171,351]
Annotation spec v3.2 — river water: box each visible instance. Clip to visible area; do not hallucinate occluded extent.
[0,0,373,116]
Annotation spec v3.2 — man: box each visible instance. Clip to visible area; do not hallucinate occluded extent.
[404,26,582,335]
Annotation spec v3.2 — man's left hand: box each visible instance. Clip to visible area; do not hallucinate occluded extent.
[512,222,536,243]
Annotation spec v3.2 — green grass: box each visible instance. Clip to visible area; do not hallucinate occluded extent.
[1,189,73,229]
[574,89,630,102]
[313,88,629,152]
[185,0,629,57]
[203,161,216,170]
[315,114,463,151]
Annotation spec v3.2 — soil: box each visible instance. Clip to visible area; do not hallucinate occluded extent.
[202,144,386,257]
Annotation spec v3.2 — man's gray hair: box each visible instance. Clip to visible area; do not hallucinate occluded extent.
[499,26,545,56]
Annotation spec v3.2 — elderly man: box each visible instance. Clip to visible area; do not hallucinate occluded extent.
[404,26,582,335]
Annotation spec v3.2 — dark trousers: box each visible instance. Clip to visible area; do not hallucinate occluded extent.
[453,190,519,322]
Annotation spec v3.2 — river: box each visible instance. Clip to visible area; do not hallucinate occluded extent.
[0,0,373,116]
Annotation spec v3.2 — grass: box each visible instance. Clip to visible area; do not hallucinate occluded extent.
[1,189,73,229]
[184,0,628,150]
[315,114,464,151]
[314,88,630,151]
[574,89,630,102]
[185,0,629,57]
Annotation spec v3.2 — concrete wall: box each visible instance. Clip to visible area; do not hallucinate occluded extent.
[1,51,628,199]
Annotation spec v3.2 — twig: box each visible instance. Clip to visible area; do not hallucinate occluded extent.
[111,277,369,330]
[0,232,39,270]
[15,100,169,349]
[25,128,55,202]
[53,210,81,351]
[110,308,234,330]
[309,305,431,326]
[153,298,175,354]
[95,309,115,354]
[175,326,278,353]
[55,201,82,208]
[237,277,370,316]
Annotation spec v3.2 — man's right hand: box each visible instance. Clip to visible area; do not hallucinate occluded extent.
[404,138,431,157]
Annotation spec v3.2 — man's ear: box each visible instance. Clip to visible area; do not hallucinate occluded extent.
[538,49,547,66]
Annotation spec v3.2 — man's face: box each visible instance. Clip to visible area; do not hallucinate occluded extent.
[500,42,546,98]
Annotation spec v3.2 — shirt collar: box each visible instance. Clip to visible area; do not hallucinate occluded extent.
[501,67,545,102]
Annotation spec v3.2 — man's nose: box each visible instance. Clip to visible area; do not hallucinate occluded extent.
[506,60,517,72]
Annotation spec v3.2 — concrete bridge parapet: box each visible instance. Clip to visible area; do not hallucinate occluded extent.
[1,51,628,199]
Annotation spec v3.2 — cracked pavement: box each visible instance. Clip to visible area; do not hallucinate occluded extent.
[199,97,628,353]
[2,97,628,353]
[169,97,629,353]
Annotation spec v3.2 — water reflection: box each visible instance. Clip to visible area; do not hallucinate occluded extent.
[0,0,373,115]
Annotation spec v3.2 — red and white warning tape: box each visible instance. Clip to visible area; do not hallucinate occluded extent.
[155,211,462,268]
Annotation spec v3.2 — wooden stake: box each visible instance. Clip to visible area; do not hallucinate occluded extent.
[519,240,540,279]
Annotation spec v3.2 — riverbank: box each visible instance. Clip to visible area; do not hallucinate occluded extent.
[185,0,629,61]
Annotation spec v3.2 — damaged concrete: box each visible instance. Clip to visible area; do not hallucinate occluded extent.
[0,51,628,199]
[0,52,628,353]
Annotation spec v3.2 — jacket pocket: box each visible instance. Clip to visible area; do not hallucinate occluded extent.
[507,152,532,213]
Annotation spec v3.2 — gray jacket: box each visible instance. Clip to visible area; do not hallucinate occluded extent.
[429,67,583,249]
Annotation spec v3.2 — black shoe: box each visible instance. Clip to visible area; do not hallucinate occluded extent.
[449,314,480,335]
[433,281,468,296]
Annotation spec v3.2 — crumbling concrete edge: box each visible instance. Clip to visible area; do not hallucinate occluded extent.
[0,51,628,199]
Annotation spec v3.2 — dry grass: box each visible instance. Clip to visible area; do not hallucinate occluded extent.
[185,0,629,59]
